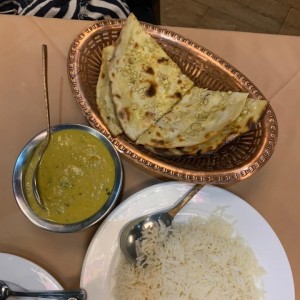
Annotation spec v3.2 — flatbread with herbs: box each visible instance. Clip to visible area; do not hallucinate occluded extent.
[136,87,248,148]
[108,13,194,141]
[144,97,268,156]
[96,45,123,136]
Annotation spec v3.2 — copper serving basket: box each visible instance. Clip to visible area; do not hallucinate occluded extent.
[67,19,278,185]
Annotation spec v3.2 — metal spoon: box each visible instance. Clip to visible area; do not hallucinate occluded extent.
[32,44,52,209]
[0,280,86,300]
[119,184,203,264]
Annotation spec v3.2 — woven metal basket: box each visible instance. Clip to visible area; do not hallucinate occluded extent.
[67,19,278,184]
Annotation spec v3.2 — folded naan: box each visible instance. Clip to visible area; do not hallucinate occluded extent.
[108,13,194,141]
[136,87,248,148]
[96,45,123,136]
[144,97,268,156]
[95,14,267,158]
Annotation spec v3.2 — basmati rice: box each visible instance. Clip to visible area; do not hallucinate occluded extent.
[113,214,265,300]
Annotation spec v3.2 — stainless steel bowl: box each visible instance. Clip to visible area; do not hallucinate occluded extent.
[12,124,123,233]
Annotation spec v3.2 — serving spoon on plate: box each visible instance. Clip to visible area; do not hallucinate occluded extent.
[32,44,52,210]
[0,280,86,300]
[119,184,203,264]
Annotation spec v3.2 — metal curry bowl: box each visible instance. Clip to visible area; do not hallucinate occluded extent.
[12,124,123,233]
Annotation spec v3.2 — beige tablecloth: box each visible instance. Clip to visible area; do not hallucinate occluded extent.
[0,14,299,297]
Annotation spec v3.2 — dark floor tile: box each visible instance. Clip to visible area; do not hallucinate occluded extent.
[160,0,300,36]
[161,0,208,27]
[280,8,300,35]
[201,8,263,33]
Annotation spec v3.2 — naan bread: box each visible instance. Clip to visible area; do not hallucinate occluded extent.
[136,87,248,148]
[96,45,123,136]
[94,14,267,158]
[109,13,194,141]
[144,97,268,156]
[196,97,269,153]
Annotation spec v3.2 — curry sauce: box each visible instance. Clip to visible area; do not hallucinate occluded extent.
[24,129,115,224]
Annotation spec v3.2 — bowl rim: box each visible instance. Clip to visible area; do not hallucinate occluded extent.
[12,123,123,233]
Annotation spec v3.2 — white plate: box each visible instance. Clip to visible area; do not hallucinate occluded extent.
[80,182,295,300]
[0,253,63,299]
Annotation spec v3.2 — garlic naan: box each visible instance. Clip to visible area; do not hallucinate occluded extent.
[145,97,268,156]
[136,87,248,148]
[109,13,194,141]
[96,45,123,136]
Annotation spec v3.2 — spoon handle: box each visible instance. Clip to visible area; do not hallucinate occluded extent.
[31,45,52,210]
[39,44,51,155]
[8,289,86,300]
[168,184,203,218]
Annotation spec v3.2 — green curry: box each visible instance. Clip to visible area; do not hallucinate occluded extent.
[24,129,115,224]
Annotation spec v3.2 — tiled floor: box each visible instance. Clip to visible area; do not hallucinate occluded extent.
[160,0,300,36]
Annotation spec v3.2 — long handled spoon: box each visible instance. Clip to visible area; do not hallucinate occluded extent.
[0,280,86,300]
[32,44,52,209]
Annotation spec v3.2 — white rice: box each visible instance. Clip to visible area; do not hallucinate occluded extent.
[113,214,265,300]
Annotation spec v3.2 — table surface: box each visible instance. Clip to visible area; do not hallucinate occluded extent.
[0,14,299,298]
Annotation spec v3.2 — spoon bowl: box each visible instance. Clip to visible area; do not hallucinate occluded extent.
[119,184,203,264]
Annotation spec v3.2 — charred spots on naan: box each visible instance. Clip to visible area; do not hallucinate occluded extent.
[118,107,131,121]
[246,117,256,129]
[145,111,155,119]
[114,94,121,99]
[157,57,169,64]
[188,145,200,153]
[176,135,185,142]
[145,81,157,97]
[169,92,182,99]
[145,66,155,75]
[175,92,182,99]
[150,139,166,147]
